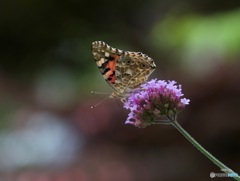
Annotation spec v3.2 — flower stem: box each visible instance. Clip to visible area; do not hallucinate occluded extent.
[171,120,240,181]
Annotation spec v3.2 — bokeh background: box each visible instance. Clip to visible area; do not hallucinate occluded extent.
[0,0,240,180]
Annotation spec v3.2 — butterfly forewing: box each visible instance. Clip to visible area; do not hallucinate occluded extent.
[91,41,124,94]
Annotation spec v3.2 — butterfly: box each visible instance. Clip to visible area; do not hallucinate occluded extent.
[91,41,156,101]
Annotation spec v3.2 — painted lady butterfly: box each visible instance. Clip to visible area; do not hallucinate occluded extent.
[91,41,156,101]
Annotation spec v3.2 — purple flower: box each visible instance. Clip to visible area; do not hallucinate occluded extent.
[124,79,190,128]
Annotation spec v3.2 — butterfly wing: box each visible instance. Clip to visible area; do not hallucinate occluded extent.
[91,41,156,98]
[91,41,124,95]
[114,51,156,95]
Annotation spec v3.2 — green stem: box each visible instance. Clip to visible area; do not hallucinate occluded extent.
[171,120,240,181]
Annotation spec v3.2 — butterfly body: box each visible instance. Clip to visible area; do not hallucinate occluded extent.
[91,41,156,100]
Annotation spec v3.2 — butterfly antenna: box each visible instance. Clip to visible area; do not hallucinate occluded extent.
[91,91,110,95]
[91,95,109,109]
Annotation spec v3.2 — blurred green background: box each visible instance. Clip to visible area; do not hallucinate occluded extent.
[0,0,240,180]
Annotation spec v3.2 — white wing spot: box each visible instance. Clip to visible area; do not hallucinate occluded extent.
[96,58,105,67]
[100,58,105,64]
[96,61,102,67]
[105,52,110,57]
[115,79,120,83]
[126,68,133,75]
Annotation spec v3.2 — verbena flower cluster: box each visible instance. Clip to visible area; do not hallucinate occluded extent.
[124,79,190,128]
